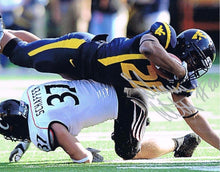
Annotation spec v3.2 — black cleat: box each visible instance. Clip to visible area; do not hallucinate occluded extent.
[174,133,201,157]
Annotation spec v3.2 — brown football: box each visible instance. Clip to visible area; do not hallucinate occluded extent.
[151,53,182,80]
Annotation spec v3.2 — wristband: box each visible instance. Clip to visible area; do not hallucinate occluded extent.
[183,111,199,119]
[72,151,93,163]
[72,156,89,163]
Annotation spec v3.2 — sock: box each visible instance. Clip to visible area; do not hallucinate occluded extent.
[172,136,184,151]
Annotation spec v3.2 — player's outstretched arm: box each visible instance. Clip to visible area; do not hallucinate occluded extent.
[51,122,93,163]
[0,29,40,54]
[172,93,220,150]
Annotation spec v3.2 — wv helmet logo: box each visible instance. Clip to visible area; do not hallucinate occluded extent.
[155,25,166,36]
[192,30,207,40]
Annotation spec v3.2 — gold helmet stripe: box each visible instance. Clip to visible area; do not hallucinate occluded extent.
[163,22,171,49]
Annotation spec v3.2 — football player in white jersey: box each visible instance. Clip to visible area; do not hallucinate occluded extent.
[0,79,149,163]
[1,79,201,163]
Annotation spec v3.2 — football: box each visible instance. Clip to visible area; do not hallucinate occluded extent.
[151,53,182,80]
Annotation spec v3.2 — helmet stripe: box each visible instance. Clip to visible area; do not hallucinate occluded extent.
[163,22,171,49]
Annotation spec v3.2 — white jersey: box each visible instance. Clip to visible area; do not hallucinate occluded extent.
[21,80,118,152]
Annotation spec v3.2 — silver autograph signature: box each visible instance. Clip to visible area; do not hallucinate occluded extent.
[121,71,219,121]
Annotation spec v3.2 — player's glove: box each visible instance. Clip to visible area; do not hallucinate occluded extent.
[173,61,189,84]
[9,141,30,162]
[86,147,104,162]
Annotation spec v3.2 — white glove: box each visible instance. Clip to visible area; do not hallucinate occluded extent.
[173,61,189,84]
[9,141,30,162]
[180,61,189,83]
[86,147,104,162]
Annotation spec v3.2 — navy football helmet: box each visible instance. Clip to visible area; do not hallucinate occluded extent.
[175,29,216,80]
[0,99,29,141]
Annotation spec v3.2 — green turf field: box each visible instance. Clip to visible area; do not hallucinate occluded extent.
[0,72,219,172]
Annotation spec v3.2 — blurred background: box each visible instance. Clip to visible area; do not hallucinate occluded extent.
[0,0,219,71]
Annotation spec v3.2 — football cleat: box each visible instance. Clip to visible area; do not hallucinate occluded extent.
[174,133,201,157]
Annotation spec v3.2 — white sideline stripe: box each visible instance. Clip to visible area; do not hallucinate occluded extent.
[111,158,220,164]
[117,166,220,171]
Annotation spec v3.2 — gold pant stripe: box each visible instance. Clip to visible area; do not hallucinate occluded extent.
[28,39,85,56]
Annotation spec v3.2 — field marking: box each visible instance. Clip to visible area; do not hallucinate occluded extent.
[117,166,220,171]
